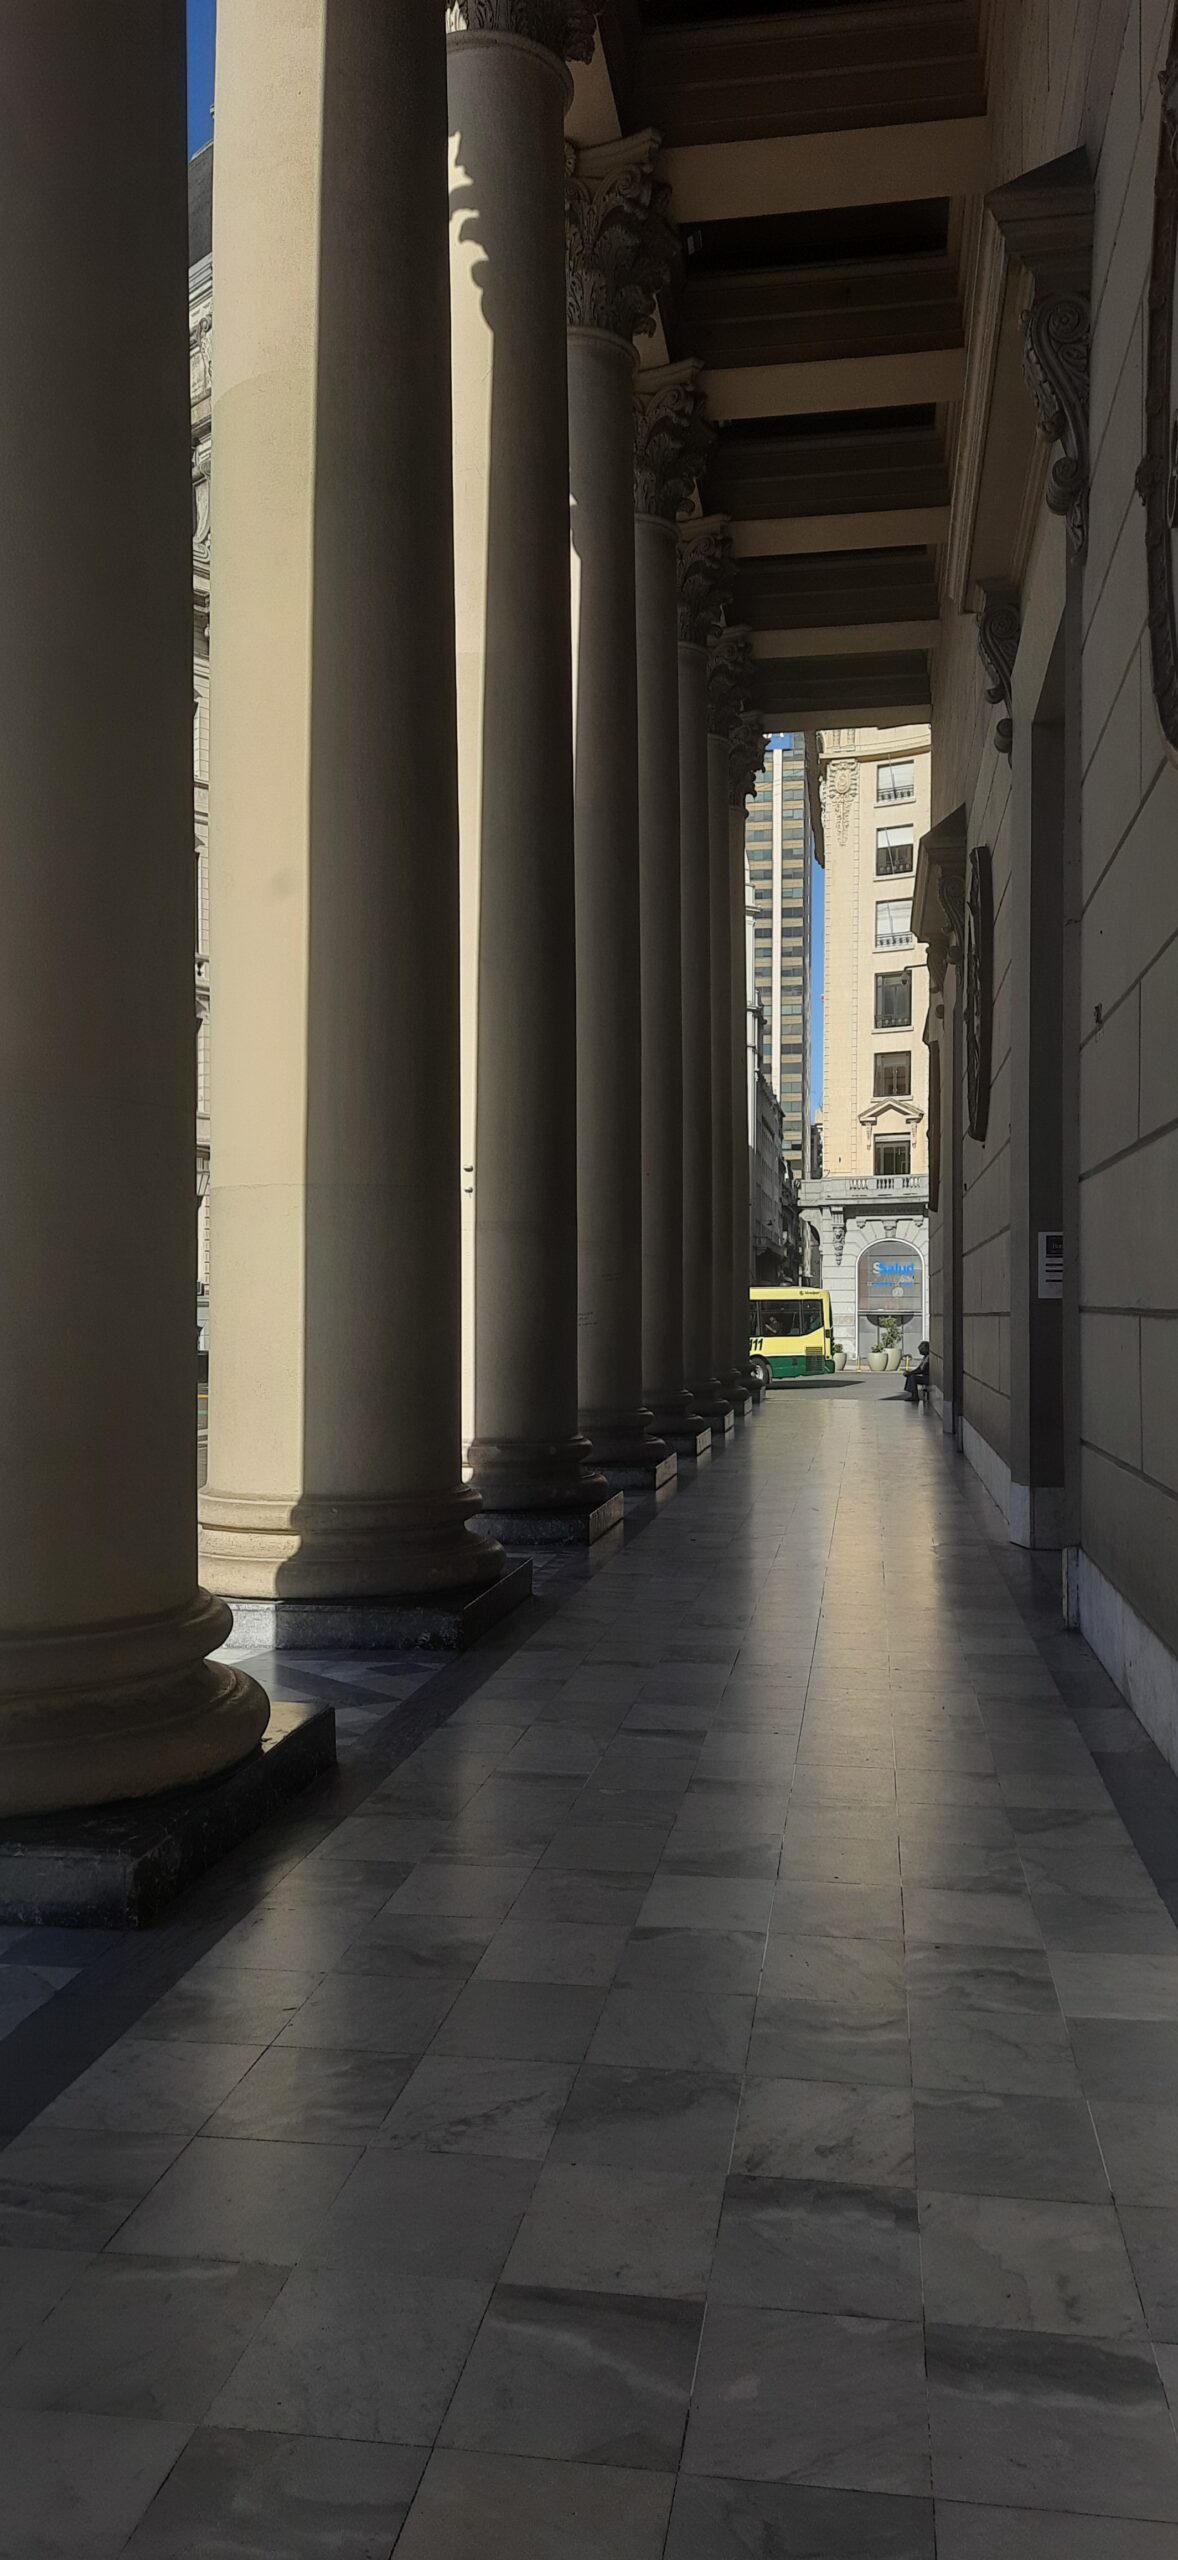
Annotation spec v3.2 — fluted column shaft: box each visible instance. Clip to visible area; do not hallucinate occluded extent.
[566,138,670,1486]
[201,0,502,1610]
[0,0,266,1811]
[449,8,611,1533]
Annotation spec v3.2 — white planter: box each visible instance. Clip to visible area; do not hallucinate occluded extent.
[868,1349,888,1373]
[885,1346,903,1371]
[832,1350,847,1373]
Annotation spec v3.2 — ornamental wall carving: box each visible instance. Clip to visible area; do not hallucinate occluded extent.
[565,133,673,343]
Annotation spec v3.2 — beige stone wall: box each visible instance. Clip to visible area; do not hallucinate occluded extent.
[820,725,931,1180]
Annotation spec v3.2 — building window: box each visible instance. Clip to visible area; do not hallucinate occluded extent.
[874,1137,911,1177]
[875,968,912,1029]
[874,1050,912,1098]
[877,760,914,804]
[875,897,913,949]
[876,826,914,875]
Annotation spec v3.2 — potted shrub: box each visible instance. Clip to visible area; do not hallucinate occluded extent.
[867,1327,888,1373]
[881,1315,904,1370]
[831,1339,847,1372]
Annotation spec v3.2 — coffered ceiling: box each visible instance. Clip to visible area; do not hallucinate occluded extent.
[598,0,989,727]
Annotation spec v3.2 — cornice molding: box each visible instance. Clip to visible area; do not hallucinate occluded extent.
[446,0,596,61]
[565,131,673,343]
[633,358,713,521]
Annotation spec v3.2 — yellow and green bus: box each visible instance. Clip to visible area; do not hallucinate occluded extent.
[749,1285,835,1385]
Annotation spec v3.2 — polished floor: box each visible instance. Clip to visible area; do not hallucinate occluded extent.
[4,1384,1178,2554]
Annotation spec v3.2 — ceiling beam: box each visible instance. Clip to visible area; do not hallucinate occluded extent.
[702,346,964,422]
[660,116,988,223]
[730,507,950,558]
[751,621,941,659]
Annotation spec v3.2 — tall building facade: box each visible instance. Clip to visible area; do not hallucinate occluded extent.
[743,732,812,1176]
[801,725,931,1361]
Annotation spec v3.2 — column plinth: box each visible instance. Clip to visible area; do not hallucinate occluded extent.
[200,0,514,1634]
[450,7,615,1541]
[0,1,266,1815]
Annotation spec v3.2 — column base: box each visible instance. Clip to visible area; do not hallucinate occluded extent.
[216,1560,533,1654]
[200,1487,506,1603]
[0,1697,335,1928]
[473,1492,624,1548]
[694,1383,736,1439]
[580,1408,675,1493]
[663,1422,714,1460]
[725,1380,753,1419]
[0,1594,270,1820]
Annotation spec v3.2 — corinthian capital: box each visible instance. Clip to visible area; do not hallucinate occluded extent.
[676,517,732,648]
[446,0,597,62]
[634,360,714,521]
[728,706,766,808]
[706,625,753,738]
[565,133,674,342]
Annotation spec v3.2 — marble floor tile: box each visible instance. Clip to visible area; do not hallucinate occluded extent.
[204,2045,412,2143]
[902,1889,1043,1950]
[473,1919,630,1985]
[0,2406,191,2560]
[709,2175,922,2318]
[919,2193,1145,2336]
[906,1997,1080,2098]
[1048,1952,1178,2019]
[913,2089,1110,2203]
[305,2149,537,2277]
[0,2250,285,2420]
[429,1978,607,2063]
[1090,2099,1178,2206]
[0,2133,190,2251]
[33,2039,261,2139]
[926,2323,1178,2519]
[209,2267,491,2443]
[683,2302,930,2494]
[768,1881,904,1942]
[273,1968,466,2055]
[933,2506,1178,2558]
[638,1875,776,1933]
[0,2245,91,2368]
[440,2283,702,2470]
[551,2065,743,2175]
[377,2056,578,2160]
[587,1987,756,2074]
[665,2477,936,2559]
[1068,2018,1178,2102]
[121,2428,426,2559]
[733,2079,915,2188]
[112,2134,360,2264]
[1118,2207,1178,2340]
[616,1926,766,1996]
[501,2162,723,2298]
[394,2449,673,2560]
[384,1860,536,1920]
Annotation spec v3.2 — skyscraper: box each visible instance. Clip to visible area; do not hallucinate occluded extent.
[743,732,813,1176]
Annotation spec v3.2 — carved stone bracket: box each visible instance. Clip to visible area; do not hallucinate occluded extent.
[976,581,1020,760]
[565,132,674,343]
[446,0,597,61]
[676,517,733,649]
[912,804,967,997]
[634,360,714,522]
[822,759,857,846]
[830,1209,847,1266]
[987,149,1093,561]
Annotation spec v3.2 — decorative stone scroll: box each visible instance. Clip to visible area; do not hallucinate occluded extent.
[976,582,1020,761]
[1137,31,1178,754]
[987,150,1093,561]
[964,843,994,1145]
[565,133,673,344]
[676,518,733,649]
[633,361,714,522]
[445,0,597,61]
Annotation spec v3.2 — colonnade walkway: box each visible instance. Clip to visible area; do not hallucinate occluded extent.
[5,1388,1178,2552]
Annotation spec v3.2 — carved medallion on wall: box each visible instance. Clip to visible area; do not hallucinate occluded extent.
[1137,21,1178,753]
[964,844,993,1145]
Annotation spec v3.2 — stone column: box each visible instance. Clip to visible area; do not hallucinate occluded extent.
[729,712,765,1393]
[0,0,267,1813]
[200,0,514,1637]
[634,366,713,1458]
[566,137,674,1493]
[677,521,733,1433]
[705,630,750,1416]
[448,1,617,1543]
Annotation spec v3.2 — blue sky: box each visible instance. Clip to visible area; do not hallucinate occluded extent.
[187,0,215,150]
